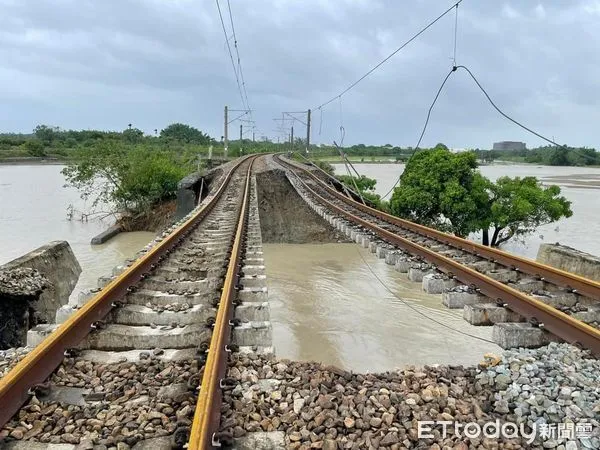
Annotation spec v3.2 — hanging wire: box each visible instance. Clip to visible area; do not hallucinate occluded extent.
[314,0,463,111]
[381,67,456,199]
[353,245,496,344]
[452,3,459,66]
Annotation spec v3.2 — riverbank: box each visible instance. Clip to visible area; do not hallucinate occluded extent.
[0,157,65,165]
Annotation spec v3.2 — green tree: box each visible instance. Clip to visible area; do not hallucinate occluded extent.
[23,139,46,157]
[390,148,488,236]
[160,123,212,144]
[389,147,572,247]
[547,146,569,166]
[483,177,572,246]
[62,142,191,215]
[122,128,144,144]
[34,125,57,145]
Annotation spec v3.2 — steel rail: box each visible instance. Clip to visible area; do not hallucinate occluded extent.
[0,155,253,429]
[188,156,256,449]
[278,156,600,356]
[280,155,600,302]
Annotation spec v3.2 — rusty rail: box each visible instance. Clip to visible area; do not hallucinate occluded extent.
[0,155,254,429]
[188,156,256,449]
[277,155,600,356]
[279,155,600,302]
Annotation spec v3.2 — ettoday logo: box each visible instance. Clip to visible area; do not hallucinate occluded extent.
[418,420,595,444]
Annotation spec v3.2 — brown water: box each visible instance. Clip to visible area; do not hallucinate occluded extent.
[0,165,154,298]
[334,163,600,259]
[264,243,500,372]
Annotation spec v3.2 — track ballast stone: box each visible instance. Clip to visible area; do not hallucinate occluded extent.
[221,343,599,450]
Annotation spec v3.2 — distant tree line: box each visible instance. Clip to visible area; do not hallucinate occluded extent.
[473,145,599,166]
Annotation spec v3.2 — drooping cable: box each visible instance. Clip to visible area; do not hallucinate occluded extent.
[314,1,463,111]
[381,67,456,199]
[353,245,496,344]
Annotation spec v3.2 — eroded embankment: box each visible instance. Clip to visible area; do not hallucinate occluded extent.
[255,169,346,243]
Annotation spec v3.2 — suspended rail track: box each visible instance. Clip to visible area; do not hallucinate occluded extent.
[275,154,600,356]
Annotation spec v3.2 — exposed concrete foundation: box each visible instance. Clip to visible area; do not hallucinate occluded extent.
[463,303,524,326]
[1,241,80,348]
[492,322,553,349]
[537,242,600,282]
[442,289,486,309]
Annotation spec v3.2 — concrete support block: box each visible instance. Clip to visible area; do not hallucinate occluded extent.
[55,304,77,324]
[485,269,518,283]
[239,287,268,302]
[394,258,412,273]
[240,275,267,289]
[385,251,402,266]
[376,246,392,259]
[361,235,371,249]
[442,290,485,309]
[467,260,497,273]
[27,324,58,347]
[369,241,378,254]
[463,303,524,325]
[492,323,552,349]
[235,302,271,322]
[508,278,545,293]
[76,288,98,307]
[422,274,456,294]
[408,267,434,282]
[232,321,273,347]
[97,276,114,289]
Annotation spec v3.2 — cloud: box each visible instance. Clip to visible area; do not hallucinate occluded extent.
[0,0,599,149]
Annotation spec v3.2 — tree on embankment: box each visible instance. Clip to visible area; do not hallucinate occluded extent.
[62,141,193,226]
[160,123,213,145]
[389,146,573,247]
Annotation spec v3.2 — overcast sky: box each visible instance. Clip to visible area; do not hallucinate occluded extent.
[1,0,599,149]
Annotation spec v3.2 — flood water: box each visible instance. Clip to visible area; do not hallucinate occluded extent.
[333,163,600,259]
[0,165,154,299]
[264,243,500,372]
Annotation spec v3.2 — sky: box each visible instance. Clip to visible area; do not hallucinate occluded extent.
[1,0,599,149]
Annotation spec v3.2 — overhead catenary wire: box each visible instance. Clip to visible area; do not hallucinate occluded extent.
[226,0,253,124]
[314,0,463,111]
[215,0,247,111]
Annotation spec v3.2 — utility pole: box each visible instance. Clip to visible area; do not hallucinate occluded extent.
[240,124,243,155]
[290,126,294,152]
[224,106,229,159]
[252,131,255,142]
[306,109,311,154]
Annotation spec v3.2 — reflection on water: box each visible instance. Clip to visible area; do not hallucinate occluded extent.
[264,243,500,372]
[333,163,600,258]
[0,165,154,298]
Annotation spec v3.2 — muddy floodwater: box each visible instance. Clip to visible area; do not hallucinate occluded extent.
[264,243,500,372]
[334,163,600,259]
[0,165,154,298]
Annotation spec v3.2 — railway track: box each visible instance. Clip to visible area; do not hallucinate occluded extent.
[275,154,600,355]
[0,154,267,449]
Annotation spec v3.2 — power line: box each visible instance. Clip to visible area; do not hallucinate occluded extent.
[215,0,247,111]
[353,245,496,344]
[381,67,456,199]
[314,0,463,111]
[381,64,573,200]
[226,0,253,123]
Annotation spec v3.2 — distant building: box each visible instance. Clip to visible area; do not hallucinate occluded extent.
[493,141,526,151]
